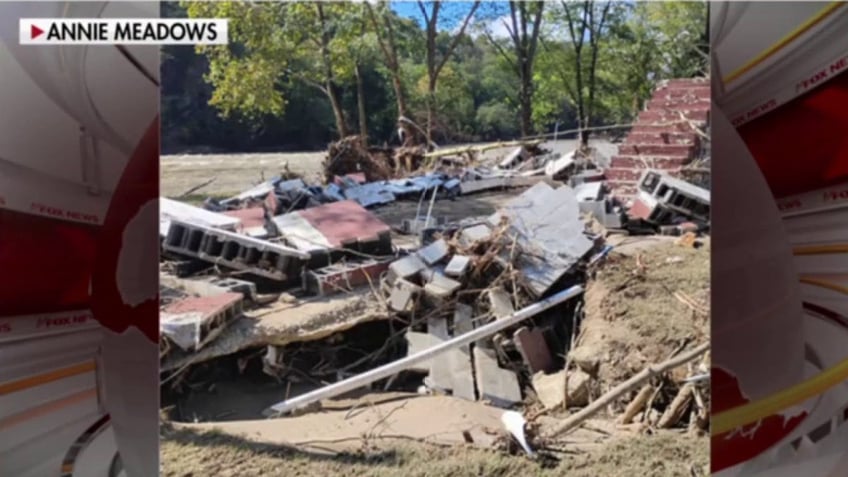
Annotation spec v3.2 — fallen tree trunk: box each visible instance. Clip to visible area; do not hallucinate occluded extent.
[423,139,544,159]
[545,341,710,438]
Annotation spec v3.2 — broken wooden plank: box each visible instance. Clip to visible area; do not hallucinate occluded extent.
[545,342,710,438]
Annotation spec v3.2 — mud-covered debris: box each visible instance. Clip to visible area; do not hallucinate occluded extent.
[324,135,394,183]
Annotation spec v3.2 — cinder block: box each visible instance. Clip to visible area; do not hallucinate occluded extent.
[473,347,522,408]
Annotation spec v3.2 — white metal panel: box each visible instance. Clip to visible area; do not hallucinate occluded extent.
[0,325,103,474]
[794,255,848,276]
[0,370,96,420]
[713,3,848,123]
[0,310,101,344]
[1,411,103,477]
[0,327,101,365]
[800,279,848,317]
[160,197,241,237]
[714,2,828,82]
[0,388,100,454]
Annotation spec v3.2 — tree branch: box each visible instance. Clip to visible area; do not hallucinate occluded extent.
[484,29,519,74]
[417,0,431,25]
[509,1,521,50]
[527,2,544,65]
[434,1,481,79]
[562,0,583,53]
[545,342,711,438]
[365,3,393,66]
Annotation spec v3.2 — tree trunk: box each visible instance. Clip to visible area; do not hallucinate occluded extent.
[427,80,436,144]
[317,3,348,139]
[326,83,348,139]
[519,78,532,137]
[355,64,368,145]
[392,74,406,117]
[422,1,439,144]
[585,2,611,148]
[564,1,588,148]
[425,58,436,144]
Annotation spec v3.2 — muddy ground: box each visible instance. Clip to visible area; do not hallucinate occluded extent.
[576,240,710,392]
[161,424,706,477]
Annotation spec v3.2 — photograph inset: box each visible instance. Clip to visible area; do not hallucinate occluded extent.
[158,2,710,476]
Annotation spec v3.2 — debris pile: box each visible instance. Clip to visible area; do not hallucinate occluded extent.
[159,129,709,367]
[160,83,710,458]
[323,135,395,182]
[380,182,598,408]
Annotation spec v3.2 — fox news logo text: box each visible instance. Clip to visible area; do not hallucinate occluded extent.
[19,18,228,45]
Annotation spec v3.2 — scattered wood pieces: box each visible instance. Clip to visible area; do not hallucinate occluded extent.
[619,384,653,424]
[674,291,708,316]
[545,341,710,438]
[658,382,694,428]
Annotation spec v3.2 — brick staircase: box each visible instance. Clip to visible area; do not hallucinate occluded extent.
[605,78,710,200]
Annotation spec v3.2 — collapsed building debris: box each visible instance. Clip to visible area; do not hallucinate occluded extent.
[160,78,711,473]
[160,292,244,354]
[163,219,309,281]
[265,285,585,415]
[270,199,393,258]
[161,88,710,434]
[489,182,595,297]
[323,135,396,182]
[160,197,241,238]
[630,169,710,226]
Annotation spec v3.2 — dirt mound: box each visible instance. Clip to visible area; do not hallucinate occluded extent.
[572,240,710,391]
[323,135,395,183]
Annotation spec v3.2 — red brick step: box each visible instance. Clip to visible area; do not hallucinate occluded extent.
[610,156,691,170]
[618,143,695,157]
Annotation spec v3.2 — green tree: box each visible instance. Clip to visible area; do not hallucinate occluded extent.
[415,1,481,143]
[184,1,366,139]
[481,1,545,138]
[542,1,615,147]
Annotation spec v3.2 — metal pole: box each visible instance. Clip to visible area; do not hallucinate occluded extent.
[423,184,439,229]
[266,284,585,416]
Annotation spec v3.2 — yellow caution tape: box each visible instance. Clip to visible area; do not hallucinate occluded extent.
[712,356,848,435]
[0,361,96,395]
[723,2,845,84]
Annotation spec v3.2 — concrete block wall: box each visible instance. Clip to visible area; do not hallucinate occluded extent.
[606,78,710,199]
